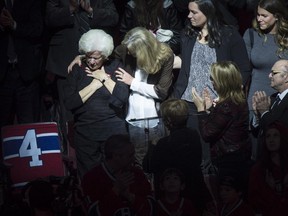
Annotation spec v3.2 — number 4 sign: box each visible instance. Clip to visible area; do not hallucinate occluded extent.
[20,129,43,167]
[1,122,65,187]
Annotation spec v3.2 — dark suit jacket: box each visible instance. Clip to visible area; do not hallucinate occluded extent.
[260,92,288,129]
[45,0,118,78]
[172,26,251,99]
[0,0,43,82]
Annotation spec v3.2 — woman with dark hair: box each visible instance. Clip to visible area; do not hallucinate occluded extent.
[171,0,251,130]
[248,121,288,216]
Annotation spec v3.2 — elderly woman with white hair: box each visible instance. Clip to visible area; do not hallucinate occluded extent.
[63,29,130,178]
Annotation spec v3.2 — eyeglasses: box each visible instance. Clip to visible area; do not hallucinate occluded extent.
[270,70,283,76]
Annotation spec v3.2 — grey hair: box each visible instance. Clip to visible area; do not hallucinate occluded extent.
[78,29,114,58]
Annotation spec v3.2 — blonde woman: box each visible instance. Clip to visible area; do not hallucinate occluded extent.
[192,61,251,188]
[115,27,174,167]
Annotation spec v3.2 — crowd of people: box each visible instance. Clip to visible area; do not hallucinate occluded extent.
[1,0,288,215]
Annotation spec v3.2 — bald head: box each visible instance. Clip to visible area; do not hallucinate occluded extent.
[270,60,288,92]
[272,60,288,73]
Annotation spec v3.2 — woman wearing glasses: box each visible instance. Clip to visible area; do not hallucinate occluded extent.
[63,29,129,178]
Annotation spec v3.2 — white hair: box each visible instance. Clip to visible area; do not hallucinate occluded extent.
[78,29,114,58]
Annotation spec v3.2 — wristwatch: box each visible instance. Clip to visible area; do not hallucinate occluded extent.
[101,76,109,84]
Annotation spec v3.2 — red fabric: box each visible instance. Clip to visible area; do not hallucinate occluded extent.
[81,162,152,215]
[219,200,255,216]
[248,163,288,216]
[1,122,65,187]
[156,198,199,216]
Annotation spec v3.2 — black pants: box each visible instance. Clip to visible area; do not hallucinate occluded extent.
[73,131,104,179]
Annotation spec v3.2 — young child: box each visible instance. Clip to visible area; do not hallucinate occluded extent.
[219,175,254,216]
[155,168,199,216]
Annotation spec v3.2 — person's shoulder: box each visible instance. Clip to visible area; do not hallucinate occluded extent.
[113,45,127,58]
[69,64,85,77]
[104,58,122,74]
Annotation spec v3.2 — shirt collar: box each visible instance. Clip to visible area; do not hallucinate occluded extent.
[279,89,288,100]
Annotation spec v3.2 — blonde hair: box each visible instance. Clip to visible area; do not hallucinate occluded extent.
[121,27,173,74]
[210,61,245,105]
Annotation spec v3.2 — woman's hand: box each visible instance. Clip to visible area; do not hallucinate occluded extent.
[67,55,83,73]
[203,87,213,110]
[192,87,205,112]
[115,68,134,86]
[86,66,110,81]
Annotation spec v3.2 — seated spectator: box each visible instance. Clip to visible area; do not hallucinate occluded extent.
[218,175,255,216]
[248,121,288,216]
[143,98,213,214]
[155,168,200,216]
[22,179,55,216]
[81,134,152,216]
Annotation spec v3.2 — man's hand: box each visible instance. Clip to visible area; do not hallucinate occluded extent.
[253,91,271,115]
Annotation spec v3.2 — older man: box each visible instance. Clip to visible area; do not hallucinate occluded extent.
[252,59,288,133]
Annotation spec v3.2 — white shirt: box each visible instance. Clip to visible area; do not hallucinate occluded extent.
[126,69,159,128]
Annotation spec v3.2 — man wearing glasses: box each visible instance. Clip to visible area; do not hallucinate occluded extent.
[251,59,288,137]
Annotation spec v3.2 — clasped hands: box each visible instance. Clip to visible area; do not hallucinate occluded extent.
[84,65,134,86]
[192,87,214,112]
[67,55,134,85]
[252,91,270,116]
[85,66,109,83]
